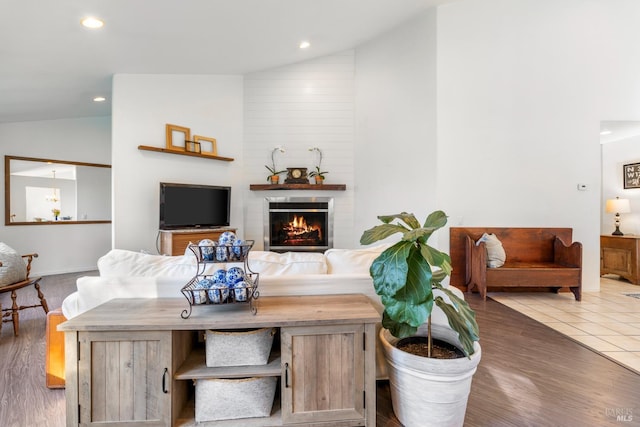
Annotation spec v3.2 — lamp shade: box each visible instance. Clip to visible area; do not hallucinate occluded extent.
[605,198,631,214]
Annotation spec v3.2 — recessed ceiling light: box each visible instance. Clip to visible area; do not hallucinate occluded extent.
[600,129,612,135]
[299,41,311,49]
[93,96,106,102]
[81,17,104,29]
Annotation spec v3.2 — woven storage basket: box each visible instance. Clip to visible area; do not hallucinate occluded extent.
[195,376,277,422]
[205,327,276,367]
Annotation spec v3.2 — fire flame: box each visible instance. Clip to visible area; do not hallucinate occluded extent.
[285,215,322,239]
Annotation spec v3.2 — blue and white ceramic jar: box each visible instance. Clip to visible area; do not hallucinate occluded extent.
[215,246,228,262]
[231,239,246,260]
[232,280,251,302]
[212,269,227,284]
[218,231,237,246]
[198,239,216,261]
[207,282,230,304]
[225,267,245,286]
[193,278,212,304]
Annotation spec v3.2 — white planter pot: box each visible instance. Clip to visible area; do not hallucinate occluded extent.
[380,324,481,427]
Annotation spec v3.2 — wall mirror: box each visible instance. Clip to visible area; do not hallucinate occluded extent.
[5,155,111,225]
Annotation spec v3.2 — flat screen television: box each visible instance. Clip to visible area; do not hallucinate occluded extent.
[159,182,231,230]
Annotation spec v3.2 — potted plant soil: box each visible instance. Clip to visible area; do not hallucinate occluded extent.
[360,210,481,427]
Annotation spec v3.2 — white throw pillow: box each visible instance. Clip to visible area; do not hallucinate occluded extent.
[247,251,327,275]
[0,242,27,287]
[324,244,392,275]
[476,233,506,268]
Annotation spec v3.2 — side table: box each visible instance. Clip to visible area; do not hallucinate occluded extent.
[600,235,640,285]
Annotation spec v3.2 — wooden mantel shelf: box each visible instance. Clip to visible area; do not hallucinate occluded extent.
[250,183,346,191]
[138,145,234,162]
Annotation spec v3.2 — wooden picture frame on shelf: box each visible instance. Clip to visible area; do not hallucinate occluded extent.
[624,162,640,189]
[193,135,218,156]
[185,141,201,153]
[166,124,191,152]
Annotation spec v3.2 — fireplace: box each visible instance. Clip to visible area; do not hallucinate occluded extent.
[264,197,334,252]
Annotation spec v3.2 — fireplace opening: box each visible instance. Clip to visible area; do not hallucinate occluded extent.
[264,197,333,252]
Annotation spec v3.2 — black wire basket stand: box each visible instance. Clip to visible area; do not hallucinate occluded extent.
[181,240,259,319]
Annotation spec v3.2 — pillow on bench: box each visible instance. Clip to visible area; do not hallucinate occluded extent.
[476,233,506,268]
[0,242,27,287]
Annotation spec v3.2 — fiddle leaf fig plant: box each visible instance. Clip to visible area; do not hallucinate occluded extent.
[360,210,479,357]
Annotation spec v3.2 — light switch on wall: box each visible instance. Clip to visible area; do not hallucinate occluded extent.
[577,184,588,191]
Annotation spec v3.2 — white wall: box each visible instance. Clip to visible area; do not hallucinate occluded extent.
[111,74,244,253]
[0,117,111,275]
[243,52,356,249]
[354,10,439,247]
[602,137,640,235]
[437,0,640,291]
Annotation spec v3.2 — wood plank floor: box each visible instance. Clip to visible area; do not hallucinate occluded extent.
[2,273,640,426]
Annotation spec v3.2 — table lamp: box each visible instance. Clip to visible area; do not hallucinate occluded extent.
[605,197,631,236]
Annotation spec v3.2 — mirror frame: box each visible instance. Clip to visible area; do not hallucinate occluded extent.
[4,155,112,226]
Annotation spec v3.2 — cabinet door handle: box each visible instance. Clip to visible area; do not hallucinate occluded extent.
[162,368,169,394]
[284,363,290,388]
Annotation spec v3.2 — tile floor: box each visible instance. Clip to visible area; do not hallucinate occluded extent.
[489,276,640,375]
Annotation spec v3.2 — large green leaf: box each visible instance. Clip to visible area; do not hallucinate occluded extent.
[360,223,408,245]
[377,212,421,229]
[382,311,418,338]
[433,284,480,358]
[423,210,448,229]
[403,226,438,243]
[420,245,452,276]
[370,242,412,297]
[397,246,433,303]
[384,296,431,330]
[378,247,435,332]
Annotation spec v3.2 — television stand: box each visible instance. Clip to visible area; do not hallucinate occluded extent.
[159,228,237,256]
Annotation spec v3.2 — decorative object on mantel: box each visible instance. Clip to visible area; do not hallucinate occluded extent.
[308,147,328,184]
[284,167,309,184]
[624,162,640,189]
[605,196,631,236]
[265,146,286,184]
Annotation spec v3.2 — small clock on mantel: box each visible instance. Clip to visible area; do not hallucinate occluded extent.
[284,167,309,184]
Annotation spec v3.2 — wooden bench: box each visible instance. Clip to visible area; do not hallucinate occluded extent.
[449,227,582,301]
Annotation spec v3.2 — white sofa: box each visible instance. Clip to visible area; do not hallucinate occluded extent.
[60,245,465,379]
[61,245,394,319]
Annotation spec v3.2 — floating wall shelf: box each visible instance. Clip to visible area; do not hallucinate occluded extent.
[249,184,346,191]
[138,145,234,162]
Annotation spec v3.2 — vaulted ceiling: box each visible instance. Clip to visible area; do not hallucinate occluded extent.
[1,0,456,124]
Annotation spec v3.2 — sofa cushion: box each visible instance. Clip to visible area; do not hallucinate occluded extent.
[0,242,27,287]
[247,251,327,275]
[324,244,391,275]
[98,249,197,278]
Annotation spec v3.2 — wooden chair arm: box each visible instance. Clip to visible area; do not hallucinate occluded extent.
[553,237,581,268]
[21,253,39,278]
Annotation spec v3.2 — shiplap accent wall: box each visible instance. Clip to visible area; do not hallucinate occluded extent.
[243,51,356,249]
